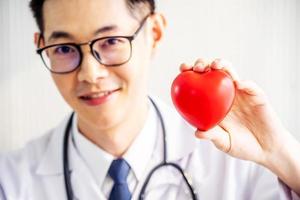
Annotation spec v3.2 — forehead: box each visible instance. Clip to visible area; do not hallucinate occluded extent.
[43,0,138,40]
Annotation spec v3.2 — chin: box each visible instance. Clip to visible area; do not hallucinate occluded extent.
[79,99,127,127]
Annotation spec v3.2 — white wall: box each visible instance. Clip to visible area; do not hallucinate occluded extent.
[297,0,300,137]
[151,0,300,138]
[0,0,299,152]
[0,0,71,151]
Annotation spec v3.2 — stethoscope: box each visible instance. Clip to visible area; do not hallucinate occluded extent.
[63,97,198,200]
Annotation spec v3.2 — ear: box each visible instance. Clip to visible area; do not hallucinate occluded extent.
[149,13,167,49]
[34,32,44,48]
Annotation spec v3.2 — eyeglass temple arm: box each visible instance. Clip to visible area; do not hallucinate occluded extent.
[133,12,155,39]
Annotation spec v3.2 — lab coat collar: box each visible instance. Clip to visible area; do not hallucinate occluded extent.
[150,96,197,162]
[35,96,197,175]
[122,103,158,181]
[35,114,106,199]
[36,115,72,175]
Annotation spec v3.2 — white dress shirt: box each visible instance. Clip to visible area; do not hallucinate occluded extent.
[71,103,159,198]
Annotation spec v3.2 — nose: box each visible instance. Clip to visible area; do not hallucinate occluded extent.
[77,49,109,83]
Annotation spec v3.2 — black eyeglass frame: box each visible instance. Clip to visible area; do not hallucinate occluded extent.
[36,13,153,74]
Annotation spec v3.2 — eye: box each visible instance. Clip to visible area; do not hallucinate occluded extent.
[93,37,127,52]
[54,45,76,54]
[104,38,124,46]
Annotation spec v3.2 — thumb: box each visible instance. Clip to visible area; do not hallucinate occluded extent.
[195,126,232,153]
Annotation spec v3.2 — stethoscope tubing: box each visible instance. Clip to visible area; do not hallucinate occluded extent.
[63,97,198,200]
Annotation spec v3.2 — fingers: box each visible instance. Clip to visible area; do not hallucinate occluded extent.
[179,58,239,82]
[195,126,232,153]
[193,58,210,72]
[180,58,210,72]
[179,63,191,72]
[211,59,240,81]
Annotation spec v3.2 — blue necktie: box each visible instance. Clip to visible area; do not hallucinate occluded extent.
[108,158,131,200]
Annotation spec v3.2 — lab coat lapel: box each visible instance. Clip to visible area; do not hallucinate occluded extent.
[156,97,206,191]
[132,97,205,199]
[35,114,106,199]
[35,115,70,175]
[150,96,197,162]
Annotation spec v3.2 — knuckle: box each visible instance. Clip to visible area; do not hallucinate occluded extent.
[194,58,207,66]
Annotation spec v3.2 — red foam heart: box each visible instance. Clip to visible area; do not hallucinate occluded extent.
[171,69,235,131]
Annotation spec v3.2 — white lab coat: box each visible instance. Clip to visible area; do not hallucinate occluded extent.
[0,97,299,200]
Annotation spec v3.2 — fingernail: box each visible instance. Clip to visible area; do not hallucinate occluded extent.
[204,66,210,72]
[193,65,203,72]
[195,63,205,72]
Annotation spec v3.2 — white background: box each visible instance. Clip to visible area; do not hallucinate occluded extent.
[0,0,299,152]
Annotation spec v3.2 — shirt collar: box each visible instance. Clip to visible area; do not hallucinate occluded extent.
[123,104,158,180]
[72,114,113,187]
[72,101,157,186]
[35,96,196,178]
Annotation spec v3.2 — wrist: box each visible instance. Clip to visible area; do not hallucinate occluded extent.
[263,130,295,168]
[263,131,300,193]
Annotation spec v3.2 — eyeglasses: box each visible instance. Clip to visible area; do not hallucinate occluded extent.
[36,14,151,74]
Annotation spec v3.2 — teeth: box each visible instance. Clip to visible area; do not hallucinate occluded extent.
[83,91,111,99]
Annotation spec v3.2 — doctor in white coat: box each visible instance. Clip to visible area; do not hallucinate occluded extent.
[1,0,300,199]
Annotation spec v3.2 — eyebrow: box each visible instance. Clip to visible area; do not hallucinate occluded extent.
[47,25,119,42]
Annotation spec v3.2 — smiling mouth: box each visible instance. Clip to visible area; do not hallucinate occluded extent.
[79,88,121,102]
[80,91,112,100]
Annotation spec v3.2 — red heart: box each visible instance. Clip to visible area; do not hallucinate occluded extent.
[171,69,235,131]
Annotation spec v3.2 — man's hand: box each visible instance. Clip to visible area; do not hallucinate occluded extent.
[179,58,300,194]
[180,58,291,163]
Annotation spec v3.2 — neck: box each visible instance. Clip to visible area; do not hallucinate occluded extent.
[77,99,149,157]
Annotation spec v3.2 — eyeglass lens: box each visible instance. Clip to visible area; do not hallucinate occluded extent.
[41,37,131,73]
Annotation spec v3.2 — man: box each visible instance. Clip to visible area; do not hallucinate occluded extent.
[0,0,299,199]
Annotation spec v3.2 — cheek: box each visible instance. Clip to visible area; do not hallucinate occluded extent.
[114,43,151,89]
[52,74,77,102]
[120,58,149,92]
[126,43,151,83]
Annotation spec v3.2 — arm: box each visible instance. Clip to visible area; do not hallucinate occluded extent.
[0,183,6,200]
[180,58,300,196]
[267,134,300,196]
[279,178,300,200]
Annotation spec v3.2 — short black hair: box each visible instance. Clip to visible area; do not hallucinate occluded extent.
[29,0,155,33]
